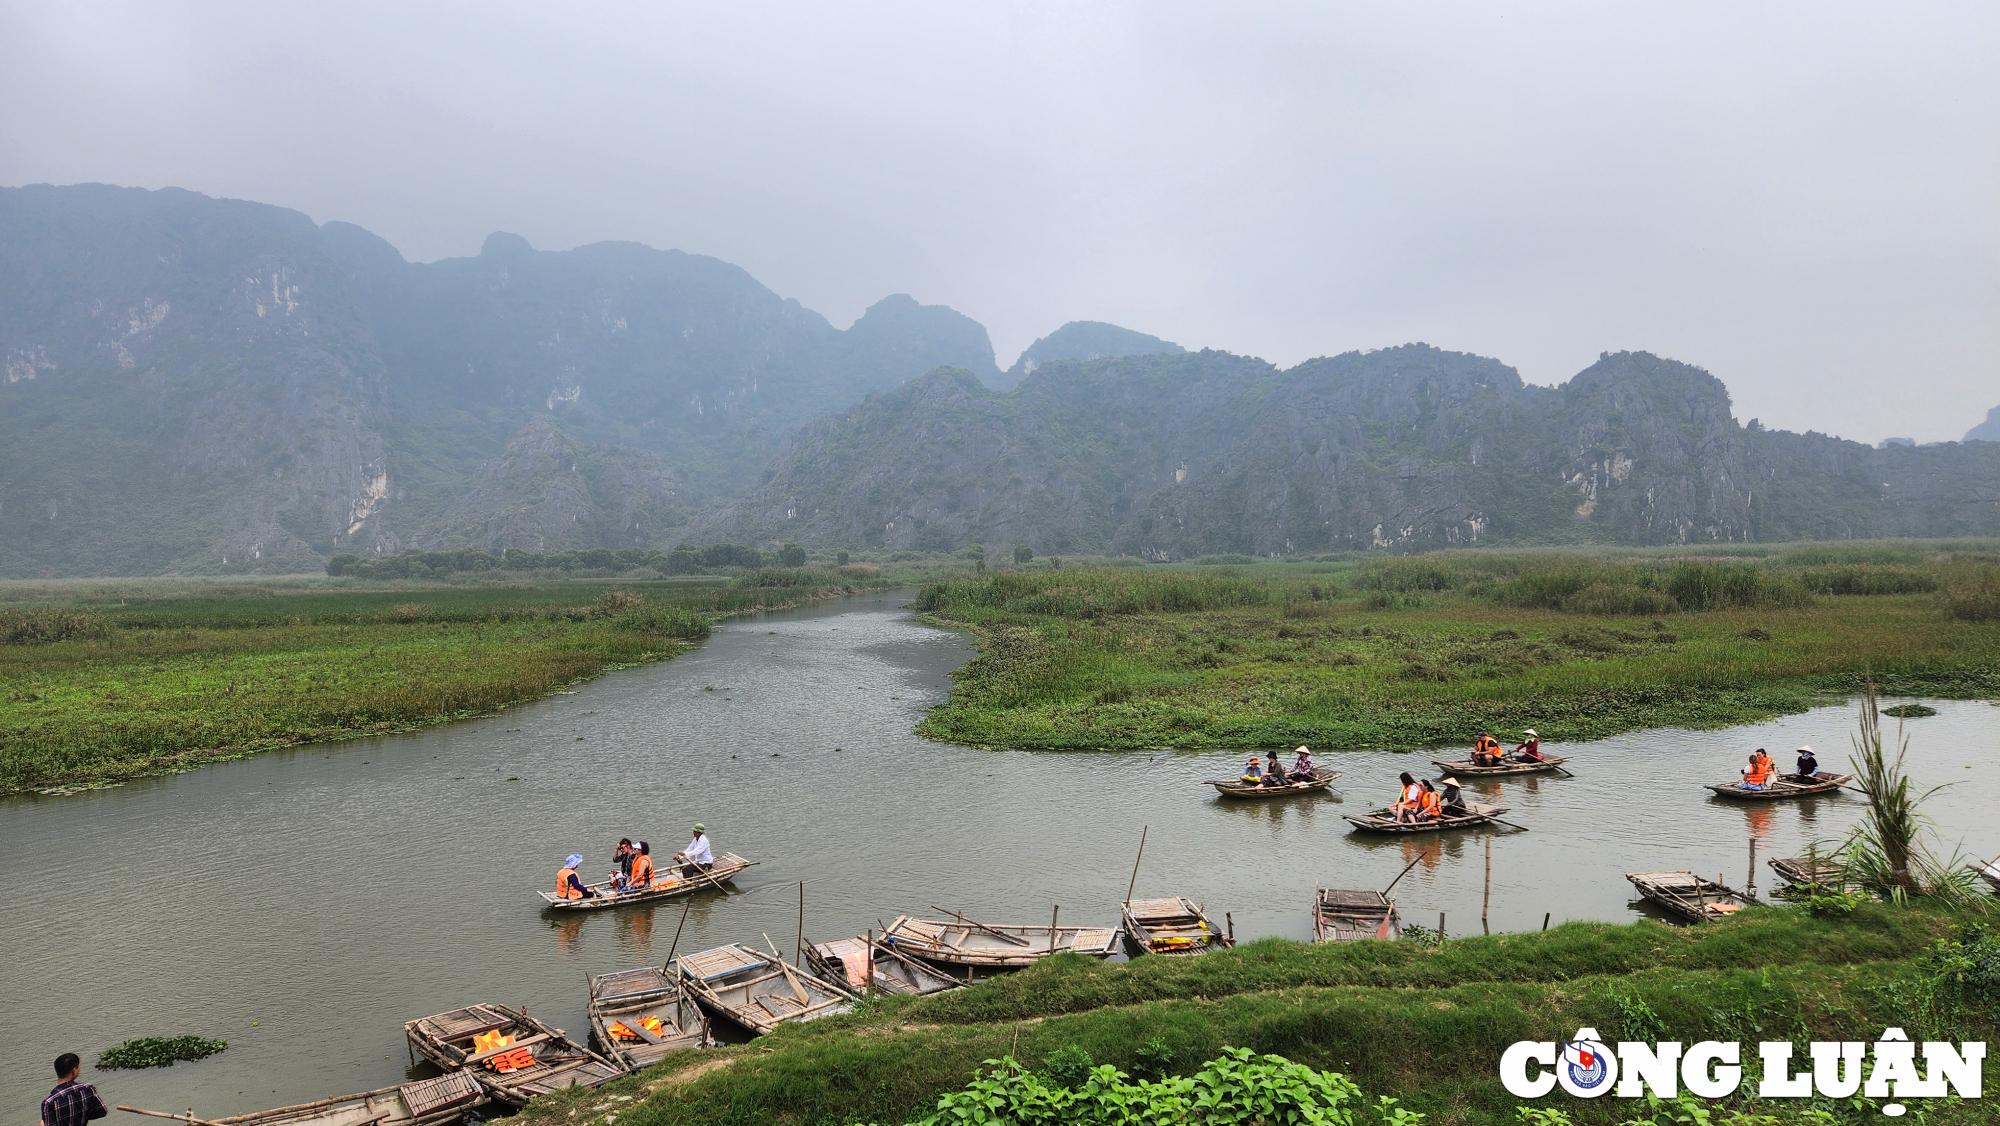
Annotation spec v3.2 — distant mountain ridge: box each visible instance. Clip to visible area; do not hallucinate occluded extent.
[707,345,2000,555]
[3,183,1997,575]
[1969,406,2000,443]
[0,184,1005,574]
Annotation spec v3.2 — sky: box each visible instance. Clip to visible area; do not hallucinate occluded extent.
[2,1,1996,442]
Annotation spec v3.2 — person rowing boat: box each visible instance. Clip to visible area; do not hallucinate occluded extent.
[555,853,596,900]
[1786,745,1819,782]
[1512,729,1544,763]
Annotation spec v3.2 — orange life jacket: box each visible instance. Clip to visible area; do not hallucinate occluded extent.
[1745,760,1774,785]
[489,1047,537,1072]
[556,866,582,899]
[630,853,654,887]
[1419,790,1442,816]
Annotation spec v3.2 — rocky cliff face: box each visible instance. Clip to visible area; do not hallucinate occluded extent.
[1969,406,2000,443]
[711,345,2000,555]
[0,185,997,574]
[995,320,1183,390]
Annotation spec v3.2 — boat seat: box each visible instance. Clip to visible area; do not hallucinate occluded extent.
[400,1071,481,1116]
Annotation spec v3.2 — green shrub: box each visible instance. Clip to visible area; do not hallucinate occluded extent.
[1663,562,1812,611]
[1795,564,1938,595]
[0,607,110,644]
[1561,582,1679,616]
[1352,558,1458,593]
[1941,565,2000,622]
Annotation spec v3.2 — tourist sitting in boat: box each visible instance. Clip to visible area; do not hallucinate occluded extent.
[1740,751,1776,791]
[611,838,637,890]
[1392,771,1423,823]
[675,824,714,876]
[556,853,596,900]
[1512,729,1543,762]
[1239,756,1265,784]
[1791,745,1819,781]
[1471,732,1503,767]
[622,842,655,892]
[1290,745,1315,780]
[1262,757,1295,786]
[1412,779,1443,822]
[1438,775,1467,816]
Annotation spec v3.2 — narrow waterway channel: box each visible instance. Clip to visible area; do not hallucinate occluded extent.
[3,590,1995,1113]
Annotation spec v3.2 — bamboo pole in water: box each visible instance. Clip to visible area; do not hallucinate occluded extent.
[1050,905,1060,952]
[1124,826,1149,906]
[1747,836,1758,898]
[796,880,806,961]
[1482,834,1493,935]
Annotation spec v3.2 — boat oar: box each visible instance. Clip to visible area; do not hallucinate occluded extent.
[118,1108,226,1126]
[1379,855,1425,899]
[761,932,812,1004]
[1550,763,1575,778]
[929,904,1032,946]
[1486,816,1531,832]
[663,896,695,970]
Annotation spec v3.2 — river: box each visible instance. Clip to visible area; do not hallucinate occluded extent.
[3,590,1996,1114]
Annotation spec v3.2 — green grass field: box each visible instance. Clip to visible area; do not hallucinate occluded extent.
[0,570,886,793]
[912,544,2000,752]
[517,904,1998,1125]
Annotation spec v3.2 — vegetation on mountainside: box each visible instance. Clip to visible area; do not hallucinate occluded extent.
[913,543,2000,752]
[517,906,1999,1126]
[0,570,886,793]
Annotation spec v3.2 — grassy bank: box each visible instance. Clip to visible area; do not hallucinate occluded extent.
[519,905,1998,1125]
[0,570,889,794]
[912,544,2000,751]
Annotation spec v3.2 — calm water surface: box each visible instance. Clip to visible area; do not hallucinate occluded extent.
[3,590,1996,1113]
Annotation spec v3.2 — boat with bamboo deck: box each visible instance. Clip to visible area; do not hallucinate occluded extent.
[676,943,855,1034]
[1428,755,1569,777]
[1769,855,1850,891]
[117,1076,486,1126]
[1626,871,1754,924]
[881,912,1121,968]
[1343,802,1512,834]
[1312,887,1402,941]
[1970,856,2000,894]
[805,933,964,995]
[1705,772,1853,801]
[538,853,756,910]
[1206,767,1341,799]
[1121,896,1232,956]
[404,1004,623,1105]
[586,966,711,1067]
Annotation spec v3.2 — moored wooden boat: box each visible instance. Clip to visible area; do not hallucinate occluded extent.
[587,966,711,1068]
[1969,856,2000,894]
[1121,896,1232,956]
[1705,772,1853,801]
[118,1076,485,1126]
[881,913,1121,968]
[676,944,855,1034]
[1206,767,1341,799]
[1428,755,1569,777]
[538,853,756,910]
[1313,887,1401,941]
[1343,802,1512,834]
[1626,871,1753,924]
[404,1004,623,1106]
[805,933,964,995]
[1768,855,1850,891]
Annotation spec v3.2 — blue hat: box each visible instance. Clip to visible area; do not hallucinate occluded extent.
[565,853,583,868]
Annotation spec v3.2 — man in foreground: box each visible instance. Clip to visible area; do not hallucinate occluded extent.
[42,1053,107,1126]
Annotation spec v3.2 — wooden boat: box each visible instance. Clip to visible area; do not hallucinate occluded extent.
[118,1076,485,1126]
[676,944,855,1034]
[1705,772,1853,801]
[1769,855,1849,891]
[586,966,711,1068]
[804,934,964,995]
[1206,767,1341,799]
[881,913,1121,968]
[538,853,756,910]
[1428,755,1569,777]
[1121,896,1232,956]
[1969,856,2000,894]
[1313,888,1402,941]
[1626,871,1754,924]
[1344,802,1511,834]
[404,1004,623,1105]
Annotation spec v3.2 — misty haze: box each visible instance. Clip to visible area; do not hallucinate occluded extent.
[3,5,1999,1126]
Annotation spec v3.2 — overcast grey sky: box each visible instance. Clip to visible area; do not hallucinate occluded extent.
[3,1,1995,441]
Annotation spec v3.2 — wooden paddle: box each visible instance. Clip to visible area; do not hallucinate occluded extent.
[761,933,811,1004]
[119,1108,227,1126]
[928,904,1033,946]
